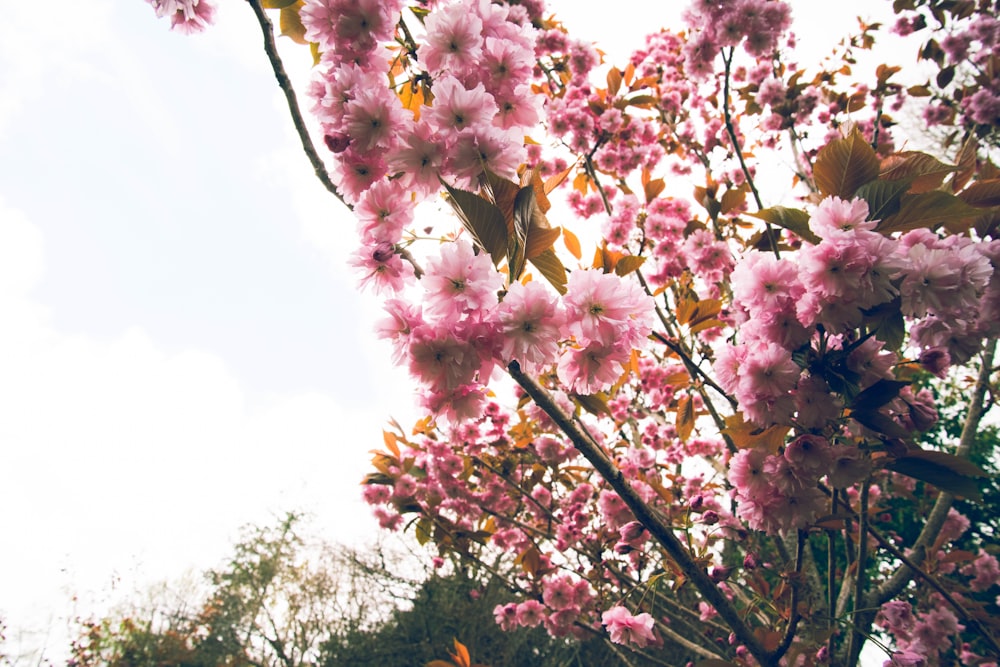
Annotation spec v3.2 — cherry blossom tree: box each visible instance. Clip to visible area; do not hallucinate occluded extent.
[146,1,1000,665]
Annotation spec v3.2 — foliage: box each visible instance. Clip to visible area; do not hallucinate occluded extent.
[68,513,382,667]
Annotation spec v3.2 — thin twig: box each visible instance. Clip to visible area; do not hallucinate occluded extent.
[246,0,348,209]
[720,48,779,258]
[775,530,806,658]
[845,478,870,666]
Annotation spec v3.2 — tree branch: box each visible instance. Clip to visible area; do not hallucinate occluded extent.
[245,0,349,209]
[507,361,780,666]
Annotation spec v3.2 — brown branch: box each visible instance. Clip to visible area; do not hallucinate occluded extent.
[870,338,997,607]
[507,360,780,666]
[245,0,349,210]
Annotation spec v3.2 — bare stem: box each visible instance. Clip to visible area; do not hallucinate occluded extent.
[720,48,778,258]
[246,0,348,209]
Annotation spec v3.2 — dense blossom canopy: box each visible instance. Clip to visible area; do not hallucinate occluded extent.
[148,0,1000,665]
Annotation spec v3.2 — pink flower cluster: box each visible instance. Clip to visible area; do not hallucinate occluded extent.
[715,195,998,533]
[305,0,538,204]
[377,258,653,420]
[718,196,997,430]
[144,0,215,33]
[682,0,793,78]
[601,606,657,648]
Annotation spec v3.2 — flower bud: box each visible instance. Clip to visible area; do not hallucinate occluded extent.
[619,521,646,542]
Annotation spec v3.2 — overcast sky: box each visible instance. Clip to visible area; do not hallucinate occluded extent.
[0,1,895,663]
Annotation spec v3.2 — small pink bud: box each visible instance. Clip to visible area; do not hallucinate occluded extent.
[619,521,646,542]
[324,133,350,153]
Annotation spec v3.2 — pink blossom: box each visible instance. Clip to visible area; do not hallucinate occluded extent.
[421,2,484,75]
[728,448,772,499]
[597,490,634,531]
[602,606,657,648]
[495,280,564,373]
[515,600,547,628]
[557,340,629,395]
[810,196,875,238]
[388,123,445,196]
[374,299,424,363]
[562,268,653,348]
[427,76,497,137]
[355,179,413,244]
[939,508,971,544]
[349,241,412,294]
[884,650,927,667]
[961,551,1000,592]
[783,434,831,478]
[494,602,518,631]
[341,86,407,152]
[541,575,578,611]
[422,239,503,319]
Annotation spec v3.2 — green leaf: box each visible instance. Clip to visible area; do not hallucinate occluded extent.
[813,128,880,198]
[876,190,981,234]
[261,0,298,7]
[855,179,910,222]
[414,517,433,546]
[528,249,567,294]
[887,451,986,501]
[850,379,909,410]
[442,181,508,266]
[747,206,819,244]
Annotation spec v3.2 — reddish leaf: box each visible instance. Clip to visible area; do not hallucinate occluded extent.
[562,227,582,259]
[607,67,623,96]
[528,248,567,294]
[887,450,986,502]
[442,181,508,266]
[958,179,1000,207]
[880,151,956,193]
[876,190,980,234]
[952,136,978,192]
[451,640,471,667]
[676,395,695,441]
[813,128,880,198]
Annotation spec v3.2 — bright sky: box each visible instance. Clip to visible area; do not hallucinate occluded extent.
[0,1,895,663]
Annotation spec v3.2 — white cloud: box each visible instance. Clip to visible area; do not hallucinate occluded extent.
[0,196,383,663]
